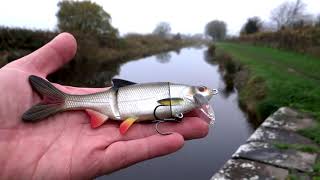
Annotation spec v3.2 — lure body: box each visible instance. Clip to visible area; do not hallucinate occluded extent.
[63,82,196,121]
[23,76,217,134]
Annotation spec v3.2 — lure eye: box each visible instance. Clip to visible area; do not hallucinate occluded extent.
[198,86,206,92]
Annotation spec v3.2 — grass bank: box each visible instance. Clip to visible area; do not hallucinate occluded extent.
[214,42,320,143]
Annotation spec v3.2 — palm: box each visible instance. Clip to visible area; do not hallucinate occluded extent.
[0,33,208,179]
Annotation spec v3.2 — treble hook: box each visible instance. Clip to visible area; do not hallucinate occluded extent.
[154,117,183,135]
[155,121,173,135]
[153,104,184,135]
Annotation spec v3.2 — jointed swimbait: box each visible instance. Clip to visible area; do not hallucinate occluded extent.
[23,76,217,134]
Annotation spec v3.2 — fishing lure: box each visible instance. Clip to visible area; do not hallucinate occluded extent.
[22,75,218,135]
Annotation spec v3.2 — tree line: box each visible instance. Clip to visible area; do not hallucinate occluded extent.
[204,0,320,41]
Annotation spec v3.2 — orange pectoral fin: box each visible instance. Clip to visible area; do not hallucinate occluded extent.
[119,117,138,135]
[85,109,109,128]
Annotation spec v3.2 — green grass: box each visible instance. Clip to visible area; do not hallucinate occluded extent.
[216,42,320,144]
[314,162,320,174]
[287,174,299,180]
[277,144,320,178]
[273,142,319,153]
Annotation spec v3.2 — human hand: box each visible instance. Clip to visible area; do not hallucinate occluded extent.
[0,33,209,179]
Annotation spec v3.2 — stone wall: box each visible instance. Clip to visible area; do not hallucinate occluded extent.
[211,107,319,179]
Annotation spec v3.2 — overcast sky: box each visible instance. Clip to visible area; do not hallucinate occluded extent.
[0,0,319,35]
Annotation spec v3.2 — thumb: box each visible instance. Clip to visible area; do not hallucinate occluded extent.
[14,32,77,76]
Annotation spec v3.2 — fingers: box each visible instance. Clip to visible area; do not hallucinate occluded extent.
[102,133,184,173]
[15,33,77,76]
[119,117,209,141]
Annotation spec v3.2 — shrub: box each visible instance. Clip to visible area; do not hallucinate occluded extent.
[0,26,56,51]
[231,27,320,57]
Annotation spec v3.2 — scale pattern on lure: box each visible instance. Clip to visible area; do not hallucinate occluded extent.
[22,75,218,134]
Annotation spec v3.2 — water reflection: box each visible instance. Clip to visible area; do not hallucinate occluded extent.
[48,58,121,87]
[203,49,235,98]
[155,52,171,63]
[173,48,181,55]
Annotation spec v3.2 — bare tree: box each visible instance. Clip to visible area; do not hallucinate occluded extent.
[153,22,171,38]
[241,17,262,35]
[205,20,227,41]
[260,22,277,32]
[316,15,320,27]
[270,0,308,29]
